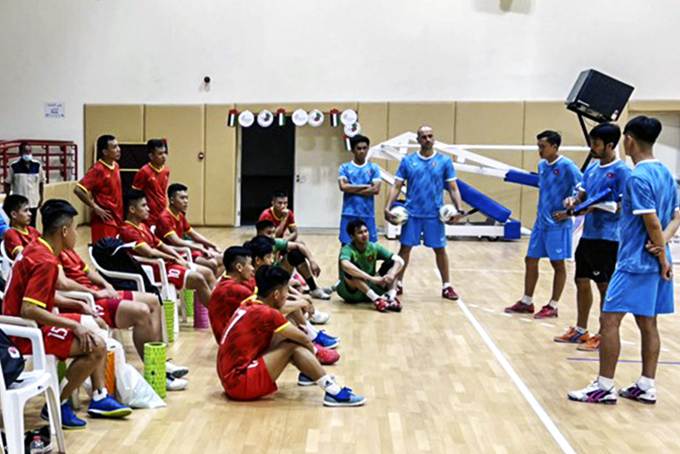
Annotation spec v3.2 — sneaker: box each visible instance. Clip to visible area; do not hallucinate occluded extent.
[504,301,535,314]
[534,305,558,319]
[310,288,331,300]
[373,297,389,312]
[323,387,366,407]
[167,374,189,391]
[310,311,330,325]
[442,286,459,300]
[313,330,339,349]
[577,334,601,352]
[554,327,590,344]
[568,380,617,405]
[61,402,88,429]
[387,297,403,312]
[396,282,403,296]
[619,383,657,405]
[87,394,132,418]
[320,286,334,295]
[166,360,189,379]
[298,373,336,386]
[314,344,340,365]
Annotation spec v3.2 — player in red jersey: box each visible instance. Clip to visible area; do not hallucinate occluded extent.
[2,194,41,259]
[131,139,170,226]
[74,134,124,243]
[2,199,131,429]
[119,190,215,307]
[258,190,298,241]
[217,265,365,406]
[155,183,222,275]
[208,246,255,343]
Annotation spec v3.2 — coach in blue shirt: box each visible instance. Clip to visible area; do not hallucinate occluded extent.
[384,126,464,301]
[338,135,382,244]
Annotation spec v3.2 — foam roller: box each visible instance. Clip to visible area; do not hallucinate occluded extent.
[504,170,539,188]
[105,350,116,397]
[183,290,195,318]
[144,342,167,399]
[163,300,175,343]
[457,180,512,223]
[193,295,210,329]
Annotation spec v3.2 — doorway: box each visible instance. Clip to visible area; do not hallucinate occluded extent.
[239,121,296,225]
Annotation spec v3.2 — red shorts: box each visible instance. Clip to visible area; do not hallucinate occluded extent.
[91,219,120,244]
[222,358,278,401]
[13,313,82,362]
[191,250,207,261]
[165,263,189,289]
[94,298,122,328]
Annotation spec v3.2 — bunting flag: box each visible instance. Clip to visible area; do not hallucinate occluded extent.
[344,135,352,151]
[277,108,286,126]
[330,108,340,127]
[227,109,238,127]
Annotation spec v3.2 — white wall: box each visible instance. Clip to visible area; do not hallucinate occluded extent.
[2,0,680,161]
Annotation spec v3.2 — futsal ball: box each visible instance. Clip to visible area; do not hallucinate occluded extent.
[390,206,409,225]
[439,204,458,222]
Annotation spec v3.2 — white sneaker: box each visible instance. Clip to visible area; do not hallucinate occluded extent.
[320,286,334,295]
[166,361,189,379]
[310,311,330,325]
[619,383,657,404]
[166,375,188,391]
[310,289,331,300]
[568,380,617,405]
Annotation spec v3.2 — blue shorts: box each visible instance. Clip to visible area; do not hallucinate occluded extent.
[400,216,446,249]
[603,269,674,317]
[526,227,572,261]
[339,215,377,244]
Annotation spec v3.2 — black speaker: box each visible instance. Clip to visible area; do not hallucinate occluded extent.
[566,69,634,123]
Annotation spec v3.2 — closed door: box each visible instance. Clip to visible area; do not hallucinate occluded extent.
[145,106,205,224]
[294,123,346,228]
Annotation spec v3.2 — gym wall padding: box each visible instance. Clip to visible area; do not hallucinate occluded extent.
[84,105,145,171]
[145,105,206,225]
[205,105,238,226]
[454,102,525,223]
[41,182,86,226]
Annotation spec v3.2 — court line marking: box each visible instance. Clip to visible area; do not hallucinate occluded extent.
[567,358,680,366]
[457,298,577,454]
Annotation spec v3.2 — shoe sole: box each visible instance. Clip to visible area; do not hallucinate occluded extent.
[167,386,188,391]
[534,314,558,319]
[63,424,87,430]
[168,369,189,379]
[298,380,316,387]
[87,408,133,418]
[567,395,617,405]
[442,295,459,301]
[554,338,587,344]
[620,395,656,405]
[504,309,534,314]
[577,346,599,352]
[323,398,366,407]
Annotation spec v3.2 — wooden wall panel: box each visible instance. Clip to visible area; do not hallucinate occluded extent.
[521,102,590,228]
[358,103,390,222]
[145,106,206,225]
[387,103,456,144]
[41,182,84,226]
[455,102,525,222]
[205,105,238,226]
[84,105,145,170]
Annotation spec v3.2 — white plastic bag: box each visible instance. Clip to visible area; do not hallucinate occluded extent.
[116,363,166,409]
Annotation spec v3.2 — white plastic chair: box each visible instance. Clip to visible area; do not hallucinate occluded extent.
[1,240,14,281]
[134,257,180,335]
[88,246,170,343]
[0,321,66,454]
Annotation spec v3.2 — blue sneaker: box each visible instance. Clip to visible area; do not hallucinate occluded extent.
[323,387,366,407]
[87,394,132,418]
[313,331,339,349]
[41,402,87,429]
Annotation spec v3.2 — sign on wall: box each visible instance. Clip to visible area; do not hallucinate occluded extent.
[44,102,65,118]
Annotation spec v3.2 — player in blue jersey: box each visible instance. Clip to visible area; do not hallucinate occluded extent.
[384,126,464,300]
[569,116,680,405]
[505,131,582,318]
[338,135,382,244]
[553,124,630,350]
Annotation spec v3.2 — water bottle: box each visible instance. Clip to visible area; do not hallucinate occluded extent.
[29,435,45,454]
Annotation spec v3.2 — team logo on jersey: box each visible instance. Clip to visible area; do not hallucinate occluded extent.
[431,162,438,167]
[367,255,375,262]
[553,169,560,175]
[607,173,614,178]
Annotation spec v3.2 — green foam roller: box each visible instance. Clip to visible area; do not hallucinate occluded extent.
[184,289,195,318]
[144,342,167,399]
[163,300,175,343]
[57,361,67,382]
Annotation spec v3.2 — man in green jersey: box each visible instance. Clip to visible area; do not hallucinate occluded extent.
[337,219,404,312]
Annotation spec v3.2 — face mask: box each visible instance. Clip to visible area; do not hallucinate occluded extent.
[21,154,32,162]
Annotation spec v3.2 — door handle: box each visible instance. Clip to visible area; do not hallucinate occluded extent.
[296,175,300,183]
[198,151,205,161]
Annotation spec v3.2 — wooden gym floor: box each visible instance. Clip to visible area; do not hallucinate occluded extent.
[13,226,680,453]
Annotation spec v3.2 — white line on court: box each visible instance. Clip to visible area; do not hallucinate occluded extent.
[483,308,495,313]
[457,298,578,454]
[542,323,556,328]
[520,317,533,323]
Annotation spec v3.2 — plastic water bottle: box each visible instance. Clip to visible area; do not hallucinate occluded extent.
[29,435,45,454]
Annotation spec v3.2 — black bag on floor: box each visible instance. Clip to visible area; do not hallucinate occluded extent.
[91,238,161,298]
[0,328,25,387]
